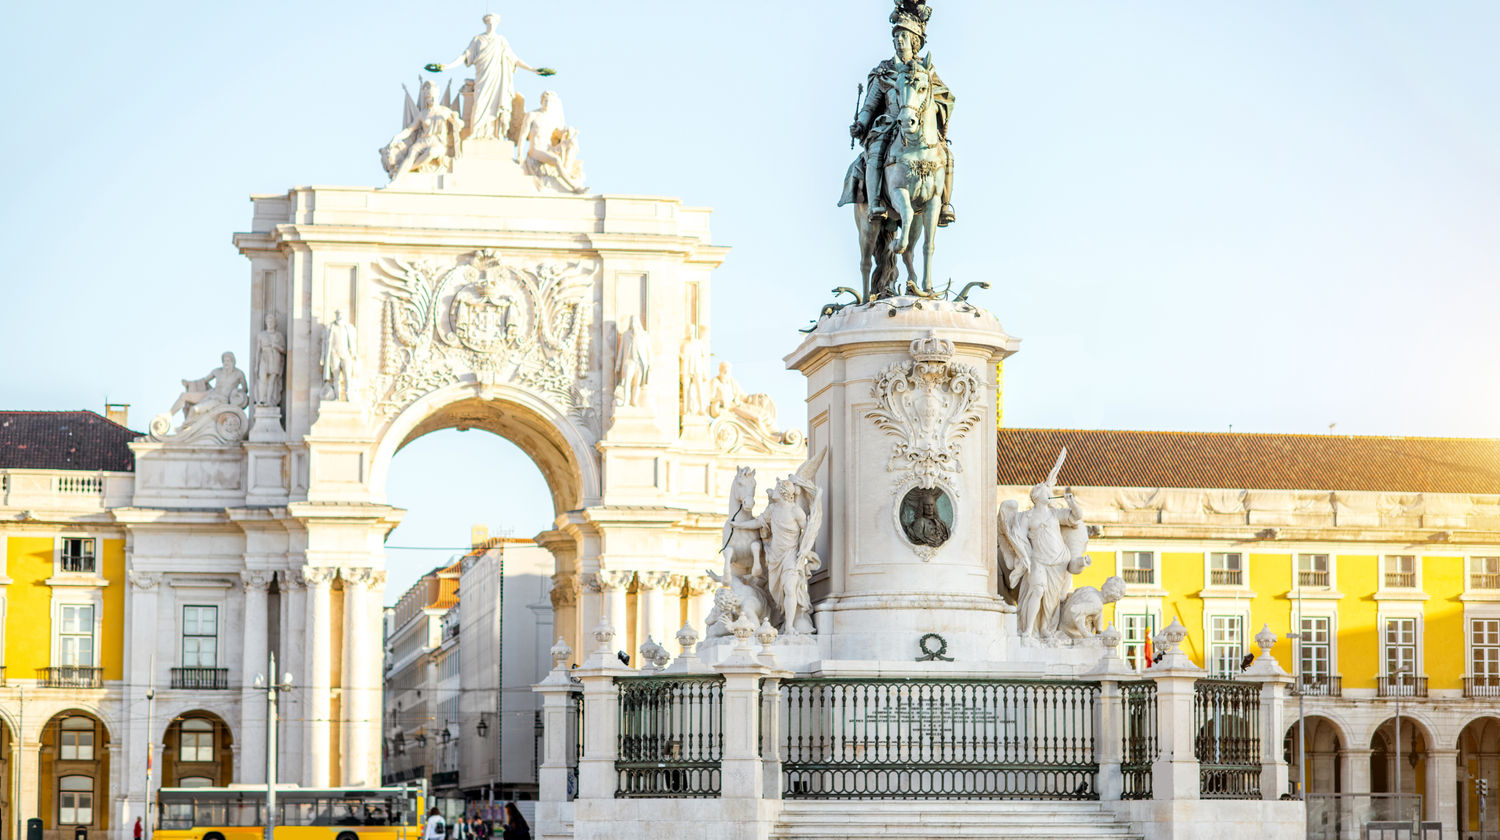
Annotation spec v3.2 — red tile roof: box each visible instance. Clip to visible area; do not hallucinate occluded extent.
[0,411,138,472]
[997,428,1500,494]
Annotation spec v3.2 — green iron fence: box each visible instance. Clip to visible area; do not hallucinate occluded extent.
[1120,680,1157,800]
[1193,678,1261,799]
[781,678,1101,799]
[615,675,724,798]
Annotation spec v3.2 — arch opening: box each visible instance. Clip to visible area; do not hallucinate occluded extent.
[39,711,110,839]
[1457,716,1500,837]
[161,711,235,787]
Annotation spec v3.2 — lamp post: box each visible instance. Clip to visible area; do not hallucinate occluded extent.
[254,652,294,840]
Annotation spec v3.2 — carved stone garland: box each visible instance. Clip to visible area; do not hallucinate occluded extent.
[372,250,599,428]
[866,331,983,559]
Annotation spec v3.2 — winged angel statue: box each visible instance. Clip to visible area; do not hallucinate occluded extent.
[998,448,1092,642]
[707,449,827,637]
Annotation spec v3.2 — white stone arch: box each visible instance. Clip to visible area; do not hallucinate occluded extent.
[32,703,117,745]
[152,703,236,747]
[368,379,601,518]
[1366,710,1441,755]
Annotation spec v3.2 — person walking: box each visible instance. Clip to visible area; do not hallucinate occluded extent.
[422,808,447,840]
[501,803,529,840]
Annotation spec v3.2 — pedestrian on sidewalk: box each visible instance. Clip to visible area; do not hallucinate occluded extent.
[422,808,446,840]
[501,803,529,840]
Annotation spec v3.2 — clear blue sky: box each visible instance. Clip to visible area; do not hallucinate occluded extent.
[4,2,1497,600]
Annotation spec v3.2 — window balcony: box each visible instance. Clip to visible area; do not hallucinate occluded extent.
[171,667,229,690]
[1385,572,1417,588]
[1210,569,1243,586]
[1293,674,1341,697]
[40,666,102,688]
[1122,568,1154,585]
[1465,677,1500,699]
[1377,676,1428,698]
[1298,570,1329,588]
[1471,573,1500,591]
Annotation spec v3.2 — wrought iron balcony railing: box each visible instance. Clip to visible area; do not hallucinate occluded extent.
[171,667,229,690]
[1384,572,1417,588]
[1464,677,1500,699]
[40,666,102,688]
[1377,676,1428,698]
[1210,569,1243,586]
[1122,568,1154,585]
[1298,570,1329,588]
[1293,674,1341,697]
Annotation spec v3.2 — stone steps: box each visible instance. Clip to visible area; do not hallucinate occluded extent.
[770,800,1142,840]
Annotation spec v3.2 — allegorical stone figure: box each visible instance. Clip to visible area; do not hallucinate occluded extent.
[680,326,710,416]
[517,91,587,193]
[846,0,955,226]
[253,313,286,407]
[727,450,826,636]
[168,352,249,425]
[321,309,359,401]
[380,79,464,181]
[429,14,550,141]
[614,315,651,407]
[998,448,1092,642]
[1056,576,1127,640]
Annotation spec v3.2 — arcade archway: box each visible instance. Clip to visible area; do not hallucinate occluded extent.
[1284,715,1346,796]
[162,712,234,787]
[38,711,110,838]
[1458,716,1500,838]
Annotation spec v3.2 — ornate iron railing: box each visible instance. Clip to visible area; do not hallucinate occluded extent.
[171,667,229,690]
[1464,676,1500,698]
[1293,674,1342,697]
[1377,675,1428,698]
[615,675,723,798]
[1193,679,1261,799]
[1120,680,1158,800]
[781,678,1100,799]
[39,666,102,688]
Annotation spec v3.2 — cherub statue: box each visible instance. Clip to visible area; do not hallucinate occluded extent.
[1056,575,1126,640]
[728,449,826,635]
[998,448,1092,642]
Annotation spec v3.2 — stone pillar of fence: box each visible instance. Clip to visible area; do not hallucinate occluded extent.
[1149,618,1204,801]
[715,618,774,802]
[1242,624,1293,800]
[1087,625,1136,802]
[534,636,579,803]
[575,619,630,799]
[759,663,791,800]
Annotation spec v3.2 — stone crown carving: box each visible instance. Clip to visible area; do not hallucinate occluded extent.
[867,330,983,488]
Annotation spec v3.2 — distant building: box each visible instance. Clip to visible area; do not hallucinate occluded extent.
[1006,428,1500,838]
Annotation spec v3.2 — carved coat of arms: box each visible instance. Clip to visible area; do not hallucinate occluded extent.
[866,331,983,491]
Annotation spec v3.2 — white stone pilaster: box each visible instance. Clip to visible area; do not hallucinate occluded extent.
[549,574,580,666]
[1428,748,1458,838]
[1148,626,1206,801]
[636,572,672,653]
[597,571,632,662]
[240,570,272,785]
[301,566,336,786]
[685,575,715,639]
[341,568,375,784]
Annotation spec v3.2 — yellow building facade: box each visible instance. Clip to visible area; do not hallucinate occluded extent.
[1000,427,1500,840]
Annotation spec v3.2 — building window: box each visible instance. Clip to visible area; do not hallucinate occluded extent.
[1383,555,1417,589]
[1209,616,1244,678]
[1384,617,1418,677]
[60,539,96,574]
[179,719,214,763]
[1209,553,1243,587]
[1122,551,1155,585]
[58,605,95,667]
[59,717,95,761]
[58,776,93,825]
[1297,554,1330,588]
[1471,557,1500,591]
[1299,616,1332,679]
[1121,612,1157,670]
[177,776,214,788]
[1472,619,1500,683]
[182,606,218,668]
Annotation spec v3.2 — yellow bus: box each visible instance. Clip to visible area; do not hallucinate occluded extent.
[156,785,425,840]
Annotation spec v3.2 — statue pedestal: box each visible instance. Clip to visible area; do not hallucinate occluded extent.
[386,139,539,194]
[785,298,1021,665]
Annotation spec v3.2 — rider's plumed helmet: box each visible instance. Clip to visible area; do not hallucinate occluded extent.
[890,0,933,47]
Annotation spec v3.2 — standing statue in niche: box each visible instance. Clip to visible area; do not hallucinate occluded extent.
[680,326,710,416]
[321,310,359,401]
[427,14,554,141]
[253,313,286,408]
[839,0,956,300]
[998,448,1092,642]
[517,91,587,193]
[380,79,464,182]
[727,449,826,635]
[613,315,651,407]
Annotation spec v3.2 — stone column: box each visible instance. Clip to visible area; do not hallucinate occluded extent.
[574,622,629,800]
[577,575,603,657]
[713,625,771,801]
[1085,637,1136,802]
[759,670,789,799]
[597,571,633,662]
[533,639,577,809]
[276,570,306,781]
[1240,630,1294,801]
[1428,748,1458,838]
[341,568,375,785]
[685,575,715,638]
[549,574,580,665]
[635,572,672,652]
[1148,620,1205,801]
[363,570,387,784]
[239,570,272,785]
[301,566,336,787]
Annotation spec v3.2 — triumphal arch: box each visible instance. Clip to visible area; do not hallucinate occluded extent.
[121,16,802,788]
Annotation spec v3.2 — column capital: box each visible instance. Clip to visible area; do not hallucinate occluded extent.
[342,567,378,587]
[550,574,580,607]
[597,570,634,592]
[636,571,674,591]
[241,569,273,591]
[581,573,603,594]
[128,571,162,591]
[686,574,717,596]
[299,565,337,587]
